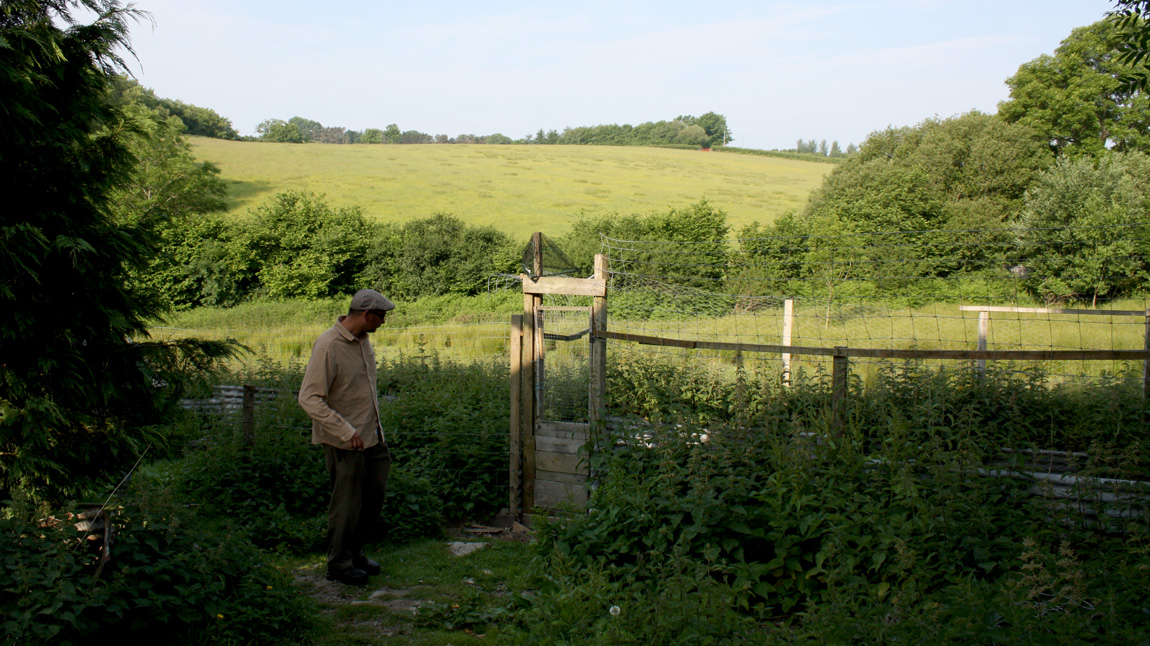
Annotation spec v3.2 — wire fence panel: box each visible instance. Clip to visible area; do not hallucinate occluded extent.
[150,322,513,368]
[598,226,1150,386]
[537,306,592,424]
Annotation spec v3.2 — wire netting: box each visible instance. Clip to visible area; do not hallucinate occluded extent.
[150,321,513,367]
[537,304,593,423]
[600,225,1150,386]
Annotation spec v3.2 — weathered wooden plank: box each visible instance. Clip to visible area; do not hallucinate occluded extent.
[534,479,588,509]
[520,275,607,297]
[537,450,587,475]
[536,435,587,455]
[959,306,1149,316]
[538,421,589,439]
[536,469,588,485]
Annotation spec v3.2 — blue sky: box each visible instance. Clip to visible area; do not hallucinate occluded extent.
[124,0,1112,150]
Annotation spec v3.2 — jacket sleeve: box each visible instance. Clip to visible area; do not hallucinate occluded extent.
[297,345,358,443]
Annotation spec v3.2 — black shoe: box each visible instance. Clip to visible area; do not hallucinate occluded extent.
[326,566,369,586]
[353,555,381,576]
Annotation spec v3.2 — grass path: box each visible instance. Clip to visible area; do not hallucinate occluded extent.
[291,529,535,645]
[189,138,831,240]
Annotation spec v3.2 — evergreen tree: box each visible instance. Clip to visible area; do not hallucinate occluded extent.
[0,0,233,506]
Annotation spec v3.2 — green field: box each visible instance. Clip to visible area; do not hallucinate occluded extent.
[188,138,831,240]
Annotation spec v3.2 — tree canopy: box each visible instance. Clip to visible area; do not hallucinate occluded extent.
[999,19,1150,156]
[0,0,233,506]
[108,75,238,139]
[1107,0,1150,93]
[251,113,734,148]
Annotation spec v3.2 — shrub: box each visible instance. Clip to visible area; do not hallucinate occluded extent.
[0,496,311,646]
[378,354,510,520]
[524,359,1150,641]
[172,359,459,550]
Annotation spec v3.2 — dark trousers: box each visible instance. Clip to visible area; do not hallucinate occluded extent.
[323,442,391,572]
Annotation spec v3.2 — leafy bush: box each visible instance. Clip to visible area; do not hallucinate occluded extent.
[361,213,520,300]
[175,423,329,552]
[242,190,375,299]
[169,355,494,550]
[0,496,311,646]
[523,358,1150,642]
[174,399,447,551]
[378,354,510,520]
[606,349,1150,470]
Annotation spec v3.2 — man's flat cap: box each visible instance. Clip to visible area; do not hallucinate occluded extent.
[350,289,395,312]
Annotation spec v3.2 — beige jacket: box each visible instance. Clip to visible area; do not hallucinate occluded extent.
[298,318,383,449]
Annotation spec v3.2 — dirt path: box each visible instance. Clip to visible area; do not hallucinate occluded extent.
[291,521,532,643]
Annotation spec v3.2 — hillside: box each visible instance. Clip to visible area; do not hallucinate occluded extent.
[188,137,831,240]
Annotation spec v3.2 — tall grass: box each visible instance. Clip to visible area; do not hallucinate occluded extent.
[608,297,1150,383]
[151,292,1150,380]
[149,292,522,367]
[188,139,831,240]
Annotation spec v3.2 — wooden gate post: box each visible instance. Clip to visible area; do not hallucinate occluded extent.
[509,314,523,519]
[1143,309,1150,402]
[831,347,849,435]
[521,233,543,511]
[590,254,608,431]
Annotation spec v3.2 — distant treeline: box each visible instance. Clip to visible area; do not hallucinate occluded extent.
[110,77,240,139]
[253,112,734,149]
[111,76,856,156]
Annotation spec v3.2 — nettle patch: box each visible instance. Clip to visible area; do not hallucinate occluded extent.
[524,361,1150,644]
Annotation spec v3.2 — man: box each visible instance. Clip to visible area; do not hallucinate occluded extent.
[298,289,395,585]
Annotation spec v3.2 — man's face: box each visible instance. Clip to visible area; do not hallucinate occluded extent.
[365,309,387,333]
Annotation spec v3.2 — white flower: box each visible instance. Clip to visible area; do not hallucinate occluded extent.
[609,605,621,616]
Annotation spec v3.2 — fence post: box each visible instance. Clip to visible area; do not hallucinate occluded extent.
[590,254,609,430]
[978,310,989,377]
[782,298,794,387]
[242,384,256,448]
[832,347,848,435]
[1144,309,1150,402]
[521,232,543,511]
[509,315,523,520]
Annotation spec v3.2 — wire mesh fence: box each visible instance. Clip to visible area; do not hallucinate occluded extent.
[150,321,513,368]
[599,226,1150,386]
[537,306,593,423]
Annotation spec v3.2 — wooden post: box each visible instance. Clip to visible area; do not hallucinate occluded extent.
[782,298,794,387]
[532,232,543,278]
[831,347,848,435]
[978,310,989,376]
[1143,310,1150,401]
[590,255,609,432]
[522,291,537,512]
[522,232,543,511]
[532,232,544,422]
[242,384,256,448]
[509,315,523,519]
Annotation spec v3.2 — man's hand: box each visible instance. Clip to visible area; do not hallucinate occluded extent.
[348,433,365,451]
